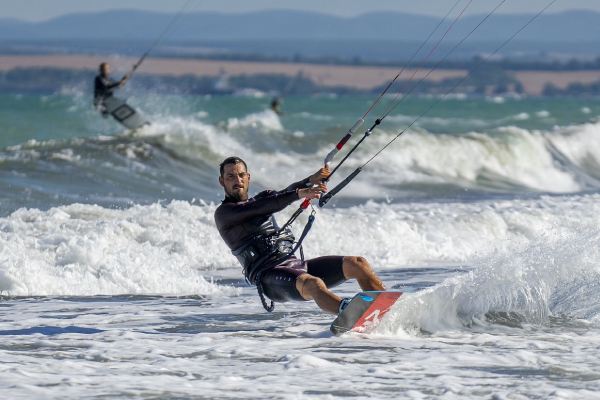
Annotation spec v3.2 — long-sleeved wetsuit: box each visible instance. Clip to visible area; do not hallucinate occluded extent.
[93,75,121,107]
[214,177,346,303]
[214,177,309,264]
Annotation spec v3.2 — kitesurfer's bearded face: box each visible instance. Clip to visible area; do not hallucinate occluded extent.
[219,162,251,202]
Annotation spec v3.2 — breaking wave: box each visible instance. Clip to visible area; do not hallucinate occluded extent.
[3,102,600,214]
[0,202,237,297]
[2,193,600,297]
[376,204,600,335]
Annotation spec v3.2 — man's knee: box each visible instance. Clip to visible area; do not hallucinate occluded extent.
[297,274,327,300]
[343,256,372,276]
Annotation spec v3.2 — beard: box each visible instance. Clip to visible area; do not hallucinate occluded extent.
[226,187,248,202]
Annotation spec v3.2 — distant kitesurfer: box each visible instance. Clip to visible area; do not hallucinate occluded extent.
[93,62,129,117]
[270,97,283,116]
[214,156,385,314]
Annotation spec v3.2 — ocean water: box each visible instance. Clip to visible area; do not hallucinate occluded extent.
[2,90,600,398]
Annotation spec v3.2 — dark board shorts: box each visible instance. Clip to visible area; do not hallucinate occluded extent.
[260,256,346,302]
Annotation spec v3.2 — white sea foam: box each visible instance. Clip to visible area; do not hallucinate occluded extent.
[487,95,506,104]
[353,126,581,194]
[7,112,600,200]
[173,115,600,194]
[124,114,600,196]
[50,148,80,162]
[3,193,600,297]
[2,195,600,399]
[0,202,238,296]
[225,109,283,132]
[232,88,268,98]
[378,226,600,336]
[294,111,333,121]
[536,110,551,118]
[512,112,530,121]
[386,113,489,129]
[444,93,468,101]
[547,121,600,177]
[1,294,598,399]
[363,193,600,336]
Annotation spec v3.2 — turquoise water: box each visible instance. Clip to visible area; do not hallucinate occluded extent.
[3,90,600,398]
[2,93,598,148]
[1,92,599,216]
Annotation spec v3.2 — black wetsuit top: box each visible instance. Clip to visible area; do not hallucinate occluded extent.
[94,75,120,105]
[214,178,310,281]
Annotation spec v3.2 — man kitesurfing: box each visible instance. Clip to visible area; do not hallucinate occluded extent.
[214,156,385,314]
[92,61,148,130]
[91,0,193,128]
[214,0,556,327]
[212,1,493,317]
[93,62,129,117]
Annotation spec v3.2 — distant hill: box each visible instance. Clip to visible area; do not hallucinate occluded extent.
[1,9,599,63]
[0,9,599,43]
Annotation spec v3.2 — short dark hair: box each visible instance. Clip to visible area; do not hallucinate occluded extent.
[99,62,109,72]
[219,156,247,176]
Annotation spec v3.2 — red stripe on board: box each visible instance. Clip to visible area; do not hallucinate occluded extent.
[351,292,402,333]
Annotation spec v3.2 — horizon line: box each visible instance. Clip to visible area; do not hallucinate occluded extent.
[1,7,592,24]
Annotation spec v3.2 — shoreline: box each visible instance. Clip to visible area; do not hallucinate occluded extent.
[0,55,464,90]
[1,54,599,95]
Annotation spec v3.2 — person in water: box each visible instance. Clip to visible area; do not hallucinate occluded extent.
[93,62,129,116]
[270,97,283,115]
[214,156,385,314]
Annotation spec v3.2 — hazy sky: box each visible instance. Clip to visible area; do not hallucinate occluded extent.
[0,0,597,21]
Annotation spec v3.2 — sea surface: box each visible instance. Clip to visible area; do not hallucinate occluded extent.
[2,89,600,399]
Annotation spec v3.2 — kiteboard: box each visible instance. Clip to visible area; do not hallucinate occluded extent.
[102,97,150,130]
[331,291,402,335]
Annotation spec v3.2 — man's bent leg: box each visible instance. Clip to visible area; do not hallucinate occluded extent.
[342,256,385,291]
[296,274,341,314]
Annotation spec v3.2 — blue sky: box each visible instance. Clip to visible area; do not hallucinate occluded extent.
[1,0,597,21]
